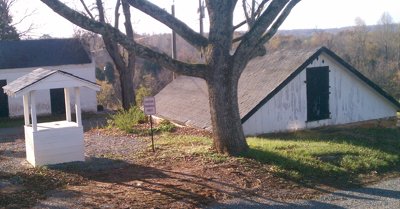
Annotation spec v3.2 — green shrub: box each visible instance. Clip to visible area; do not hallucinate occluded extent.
[136,85,151,106]
[104,62,116,84]
[155,120,176,133]
[97,81,121,109]
[107,106,147,133]
[95,67,105,81]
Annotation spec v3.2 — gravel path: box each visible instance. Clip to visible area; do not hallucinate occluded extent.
[207,178,400,209]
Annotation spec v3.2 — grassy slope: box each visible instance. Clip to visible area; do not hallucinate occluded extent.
[245,127,400,185]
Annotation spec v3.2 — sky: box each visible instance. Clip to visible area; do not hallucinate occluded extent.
[10,0,400,38]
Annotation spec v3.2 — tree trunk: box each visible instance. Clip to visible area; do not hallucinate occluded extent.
[207,72,248,155]
[118,63,136,110]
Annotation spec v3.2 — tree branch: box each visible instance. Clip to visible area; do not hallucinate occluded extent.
[233,20,246,31]
[121,0,133,40]
[241,0,288,47]
[233,0,289,60]
[235,0,269,31]
[79,0,94,19]
[114,0,121,28]
[242,0,252,26]
[124,0,208,48]
[40,0,206,79]
[258,0,300,45]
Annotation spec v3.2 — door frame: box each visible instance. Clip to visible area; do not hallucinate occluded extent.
[0,79,10,118]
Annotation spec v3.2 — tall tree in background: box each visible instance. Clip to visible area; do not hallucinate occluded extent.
[0,0,20,40]
[349,17,368,71]
[79,0,136,109]
[41,0,300,155]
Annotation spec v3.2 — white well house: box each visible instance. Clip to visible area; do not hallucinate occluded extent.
[3,68,100,167]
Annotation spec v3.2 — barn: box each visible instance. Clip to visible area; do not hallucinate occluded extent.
[155,47,400,135]
[0,38,98,118]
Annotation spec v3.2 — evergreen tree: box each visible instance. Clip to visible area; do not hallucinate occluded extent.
[104,62,116,84]
[0,0,20,40]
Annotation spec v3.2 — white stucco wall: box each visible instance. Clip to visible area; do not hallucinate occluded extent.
[243,53,398,135]
[1,63,97,117]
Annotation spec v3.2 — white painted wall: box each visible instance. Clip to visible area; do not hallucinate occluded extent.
[243,52,398,135]
[24,121,85,167]
[0,63,97,117]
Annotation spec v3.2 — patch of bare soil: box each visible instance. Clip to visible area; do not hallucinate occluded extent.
[1,127,322,209]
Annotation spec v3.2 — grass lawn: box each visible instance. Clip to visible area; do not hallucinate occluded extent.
[244,127,400,187]
[155,126,400,188]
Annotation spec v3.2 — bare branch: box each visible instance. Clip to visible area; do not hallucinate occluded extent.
[234,0,289,59]
[95,0,105,22]
[254,0,270,19]
[114,0,121,28]
[233,20,246,31]
[242,0,252,26]
[258,0,300,45]
[121,0,133,40]
[241,0,269,27]
[235,0,269,31]
[232,35,244,43]
[251,0,256,20]
[124,0,209,48]
[79,0,94,19]
[11,8,36,26]
[40,0,207,79]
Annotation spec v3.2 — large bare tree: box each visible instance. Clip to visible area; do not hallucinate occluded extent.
[40,0,300,155]
[79,0,136,109]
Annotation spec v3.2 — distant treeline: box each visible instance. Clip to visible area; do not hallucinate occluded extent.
[267,14,400,100]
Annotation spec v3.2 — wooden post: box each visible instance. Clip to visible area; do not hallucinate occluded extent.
[171,2,177,80]
[74,87,82,127]
[23,94,30,126]
[64,88,72,122]
[30,91,37,132]
[150,115,155,152]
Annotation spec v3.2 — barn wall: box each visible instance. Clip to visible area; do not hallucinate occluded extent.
[317,53,397,126]
[243,53,398,135]
[1,63,97,117]
[242,69,307,135]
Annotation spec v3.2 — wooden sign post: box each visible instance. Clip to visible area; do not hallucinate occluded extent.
[143,97,156,152]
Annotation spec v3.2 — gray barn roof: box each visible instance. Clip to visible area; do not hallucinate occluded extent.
[155,47,400,130]
[0,38,91,69]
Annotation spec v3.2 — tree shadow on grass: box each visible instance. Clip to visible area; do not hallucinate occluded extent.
[241,148,400,203]
[261,127,400,156]
[242,148,362,188]
[241,127,400,202]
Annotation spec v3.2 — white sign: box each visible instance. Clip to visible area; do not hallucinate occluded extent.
[143,96,156,115]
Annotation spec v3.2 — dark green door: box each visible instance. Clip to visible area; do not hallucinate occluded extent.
[50,88,65,115]
[0,80,9,118]
[306,66,330,121]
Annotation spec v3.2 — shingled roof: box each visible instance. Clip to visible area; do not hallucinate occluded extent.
[3,68,99,97]
[155,47,400,130]
[0,38,91,69]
